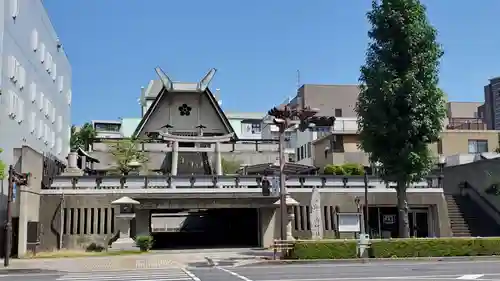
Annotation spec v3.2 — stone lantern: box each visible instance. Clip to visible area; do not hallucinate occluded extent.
[274,195,299,241]
[111,196,140,250]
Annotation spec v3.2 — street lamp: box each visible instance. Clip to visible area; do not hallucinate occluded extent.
[354,196,363,234]
[363,166,369,234]
[438,155,446,189]
[267,104,335,242]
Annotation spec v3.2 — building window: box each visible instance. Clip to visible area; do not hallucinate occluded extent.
[468,139,488,153]
[251,123,261,134]
[330,135,344,152]
[94,123,121,132]
[334,108,343,117]
[307,142,312,158]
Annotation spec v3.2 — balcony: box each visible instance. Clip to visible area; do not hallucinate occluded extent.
[447,118,487,130]
[333,118,358,133]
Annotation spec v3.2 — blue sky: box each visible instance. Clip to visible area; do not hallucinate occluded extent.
[44,0,500,125]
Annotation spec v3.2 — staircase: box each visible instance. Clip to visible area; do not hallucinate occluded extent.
[445,194,500,237]
[176,152,213,175]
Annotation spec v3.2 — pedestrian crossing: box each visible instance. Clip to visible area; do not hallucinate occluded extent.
[56,268,198,281]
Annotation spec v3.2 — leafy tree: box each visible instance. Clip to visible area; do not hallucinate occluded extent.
[323,164,364,175]
[70,123,96,151]
[221,157,242,174]
[0,148,6,180]
[356,0,446,238]
[106,138,148,175]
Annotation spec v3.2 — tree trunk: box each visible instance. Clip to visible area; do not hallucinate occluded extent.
[396,181,410,238]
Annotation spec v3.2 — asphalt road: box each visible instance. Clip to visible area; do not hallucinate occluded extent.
[3,259,500,280]
[0,268,195,281]
[189,259,500,281]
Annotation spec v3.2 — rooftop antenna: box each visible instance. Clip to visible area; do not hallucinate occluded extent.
[138,86,146,116]
[296,69,301,93]
[293,69,301,109]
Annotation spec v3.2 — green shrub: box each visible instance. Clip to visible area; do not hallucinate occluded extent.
[289,240,357,259]
[135,236,153,252]
[323,165,345,175]
[288,238,500,260]
[342,163,365,175]
[85,242,105,252]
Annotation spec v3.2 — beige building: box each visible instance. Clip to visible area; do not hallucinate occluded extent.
[446,101,486,130]
[313,130,500,169]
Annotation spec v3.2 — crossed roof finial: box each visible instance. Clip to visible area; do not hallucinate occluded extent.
[154,66,217,92]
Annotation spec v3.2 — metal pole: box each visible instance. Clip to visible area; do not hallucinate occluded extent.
[4,166,13,267]
[363,171,369,234]
[59,192,64,249]
[279,125,287,241]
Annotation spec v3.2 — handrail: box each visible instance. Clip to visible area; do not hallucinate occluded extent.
[465,181,500,217]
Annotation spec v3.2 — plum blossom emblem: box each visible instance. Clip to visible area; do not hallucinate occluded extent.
[178,104,192,116]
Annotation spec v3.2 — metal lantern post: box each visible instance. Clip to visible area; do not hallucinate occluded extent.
[266,104,335,242]
[363,167,369,234]
[438,155,446,189]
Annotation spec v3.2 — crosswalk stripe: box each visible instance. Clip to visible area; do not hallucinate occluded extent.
[56,269,193,281]
[457,274,485,280]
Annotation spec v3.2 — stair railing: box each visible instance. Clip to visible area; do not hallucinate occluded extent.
[464,181,500,225]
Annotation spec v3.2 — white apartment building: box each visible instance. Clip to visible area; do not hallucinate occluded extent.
[1,0,72,171]
[291,117,358,165]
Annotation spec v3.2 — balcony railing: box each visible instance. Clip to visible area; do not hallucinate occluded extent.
[447,118,487,130]
[42,174,441,194]
[333,119,358,132]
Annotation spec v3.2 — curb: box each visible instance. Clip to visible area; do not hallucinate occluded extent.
[247,256,500,266]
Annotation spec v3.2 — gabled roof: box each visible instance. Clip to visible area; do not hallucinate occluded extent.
[133,67,236,138]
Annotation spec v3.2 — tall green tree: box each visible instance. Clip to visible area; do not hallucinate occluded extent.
[106,138,148,175]
[356,0,446,237]
[0,148,6,180]
[70,123,96,151]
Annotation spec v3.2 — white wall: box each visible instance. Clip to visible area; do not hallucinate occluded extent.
[0,0,72,170]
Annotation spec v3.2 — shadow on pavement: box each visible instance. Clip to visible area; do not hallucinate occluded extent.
[0,268,63,275]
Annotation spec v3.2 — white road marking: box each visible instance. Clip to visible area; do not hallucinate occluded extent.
[217,266,254,281]
[56,268,193,281]
[242,259,500,269]
[182,268,202,281]
[457,275,485,280]
[259,273,490,281]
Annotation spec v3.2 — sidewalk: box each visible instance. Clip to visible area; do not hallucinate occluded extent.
[0,248,270,272]
[0,254,182,272]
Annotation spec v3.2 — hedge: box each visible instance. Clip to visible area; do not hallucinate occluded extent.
[288,238,500,259]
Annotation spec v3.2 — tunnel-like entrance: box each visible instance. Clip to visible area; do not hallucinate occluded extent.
[149,208,260,249]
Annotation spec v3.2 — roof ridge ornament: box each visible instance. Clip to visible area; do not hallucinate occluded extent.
[155,66,173,91]
[197,68,217,92]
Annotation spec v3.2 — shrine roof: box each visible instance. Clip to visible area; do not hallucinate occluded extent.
[133,67,235,138]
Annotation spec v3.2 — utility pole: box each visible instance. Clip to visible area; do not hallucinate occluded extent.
[4,166,30,267]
